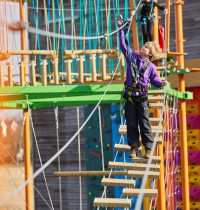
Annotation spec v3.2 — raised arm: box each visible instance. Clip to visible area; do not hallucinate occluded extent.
[119,29,139,61]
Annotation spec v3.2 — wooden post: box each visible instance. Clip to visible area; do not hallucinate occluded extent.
[0,64,4,86]
[53,58,59,85]
[66,59,72,84]
[42,60,47,85]
[8,63,13,86]
[24,109,32,210]
[101,54,107,80]
[175,1,190,210]
[120,55,125,82]
[79,56,84,83]
[91,54,97,81]
[30,60,36,86]
[20,61,25,86]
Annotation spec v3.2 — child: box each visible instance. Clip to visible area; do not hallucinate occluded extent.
[117,20,167,158]
[140,0,165,44]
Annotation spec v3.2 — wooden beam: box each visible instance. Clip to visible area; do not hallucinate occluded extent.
[0,50,56,56]
[54,171,128,177]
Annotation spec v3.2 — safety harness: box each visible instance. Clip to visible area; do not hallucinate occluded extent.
[123,58,151,103]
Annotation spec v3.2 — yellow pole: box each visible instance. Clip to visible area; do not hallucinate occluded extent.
[129,0,139,51]
[24,109,32,210]
[20,1,32,209]
[174,1,190,209]
[153,1,166,210]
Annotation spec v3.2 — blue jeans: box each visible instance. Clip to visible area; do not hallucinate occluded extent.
[125,96,153,151]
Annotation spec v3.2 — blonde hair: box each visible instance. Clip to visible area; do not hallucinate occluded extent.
[144,41,166,61]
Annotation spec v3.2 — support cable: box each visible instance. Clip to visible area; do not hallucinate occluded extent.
[17,0,142,41]
[54,107,63,210]
[76,106,83,210]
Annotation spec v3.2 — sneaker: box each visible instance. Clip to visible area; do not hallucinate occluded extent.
[145,149,151,159]
[129,148,138,159]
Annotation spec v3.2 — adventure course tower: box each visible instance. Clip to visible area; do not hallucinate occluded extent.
[0,0,200,210]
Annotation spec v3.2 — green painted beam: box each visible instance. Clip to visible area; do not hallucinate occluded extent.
[167,69,190,74]
[0,83,193,109]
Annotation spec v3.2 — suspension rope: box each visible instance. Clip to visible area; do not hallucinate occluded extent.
[29,107,55,210]
[17,0,142,41]
[54,106,63,210]
[76,106,83,210]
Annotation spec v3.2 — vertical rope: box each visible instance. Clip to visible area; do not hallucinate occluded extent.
[54,107,63,210]
[76,107,83,210]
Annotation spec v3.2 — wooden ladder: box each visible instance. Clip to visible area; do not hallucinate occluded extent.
[93,89,164,208]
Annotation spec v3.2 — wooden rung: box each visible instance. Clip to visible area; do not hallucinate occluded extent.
[150,103,164,108]
[94,198,131,208]
[150,118,162,123]
[132,156,161,164]
[127,170,160,178]
[148,90,164,94]
[114,141,162,152]
[148,96,164,101]
[101,178,136,187]
[156,66,167,70]
[123,188,158,197]
[108,161,160,172]
[167,52,187,57]
[119,125,163,135]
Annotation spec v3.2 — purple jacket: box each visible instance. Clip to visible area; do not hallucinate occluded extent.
[119,30,163,96]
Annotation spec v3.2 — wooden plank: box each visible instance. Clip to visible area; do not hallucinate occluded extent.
[94,198,132,208]
[108,161,160,172]
[114,144,162,152]
[30,60,36,86]
[148,90,164,94]
[128,170,160,178]
[101,178,136,187]
[131,156,161,164]
[123,188,158,197]
[148,96,164,101]
[150,103,164,108]
[119,125,163,135]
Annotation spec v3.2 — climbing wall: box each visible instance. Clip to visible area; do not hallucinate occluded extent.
[177,87,200,209]
[84,105,113,209]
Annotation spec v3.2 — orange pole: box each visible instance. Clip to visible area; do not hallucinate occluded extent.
[19,1,32,209]
[153,0,159,41]
[129,0,139,51]
[24,109,32,210]
[153,1,166,210]
[165,0,171,51]
[174,1,190,210]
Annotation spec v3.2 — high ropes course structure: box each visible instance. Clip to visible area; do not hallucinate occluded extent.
[0,0,199,210]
